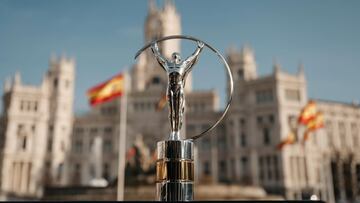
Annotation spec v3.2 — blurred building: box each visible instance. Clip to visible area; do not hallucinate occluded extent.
[0,57,75,197]
[0,1,360,203]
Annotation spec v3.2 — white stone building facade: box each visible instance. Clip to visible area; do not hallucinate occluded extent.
[0,1,360,203]
[0,57,75,197]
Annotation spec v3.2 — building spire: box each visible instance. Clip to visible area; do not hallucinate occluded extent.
[14,71,21,85]
[164,0,174,7]
[297,61,305,75]
[273,58,281,74]
[148,0,156,13]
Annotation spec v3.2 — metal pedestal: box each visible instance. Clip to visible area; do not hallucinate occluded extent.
[155,140,194,201]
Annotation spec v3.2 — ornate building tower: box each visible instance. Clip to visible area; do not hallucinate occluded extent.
[132,0,192,92]
[45,56,75,186]
[226,45,257,104]
[227,45,257,82]
[0,73,49,197]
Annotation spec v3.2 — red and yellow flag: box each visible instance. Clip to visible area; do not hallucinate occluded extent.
[87,73,124,106]
[276,132,296,150]
[298,100,317,125]
[303,112,324,141]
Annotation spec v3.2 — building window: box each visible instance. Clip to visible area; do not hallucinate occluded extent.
[104,127,112,134]
[89,138,94,152]
[237,69,244,79]
[257,116,263,124]
[103,139,112,153]
[20,101,24,111]
[34,102,38,112]
[269,114,275,123]
[90,128,98,135]
[89,164,95,179]
[187,124,196,132]
[47,137,53,152]
[152,76,161,85]
[219,161,227,181]
[22,136,27,150]
[263,127,271,145]
[57,163,64,181]
[75,127,84,134]
[201,124,210,131]
[285,89,301,101]
[217,135,226,150]
[240,132,246,147]
[259,157,264,181]
[266,156,272,180]
[202,137,211,150]
[203,161,210,175]
[240,118,246,126]
[49,125,54,132]
[241,156,248,174]
[356,164,360,195]
[273,155,280,181]
[53,78,58,88]
[74,140,83,153]
[103,163,110,181]
[73,163,81,185]
[255,89,273,104]
[17,124,24,135]
[26,101,31,111]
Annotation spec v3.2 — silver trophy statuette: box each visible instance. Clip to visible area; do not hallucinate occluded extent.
[135,35,234,201]
[151,41,204,140]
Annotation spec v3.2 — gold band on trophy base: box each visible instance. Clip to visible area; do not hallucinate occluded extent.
[156,159,194,182]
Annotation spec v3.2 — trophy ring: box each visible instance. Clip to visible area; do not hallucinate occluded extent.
[135,35,234,141]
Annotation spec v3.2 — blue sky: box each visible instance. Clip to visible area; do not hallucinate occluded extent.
[0,0,359,113]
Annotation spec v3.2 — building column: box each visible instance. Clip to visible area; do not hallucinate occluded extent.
[251,150,259,186]
[337,160,346,202]
[326,159,336,203]
[7,161,15,192]
[350,160,357,201]
[94,136,103,179]
[211,135,218,183]
[13,162,22,194]
[20,162,29,194]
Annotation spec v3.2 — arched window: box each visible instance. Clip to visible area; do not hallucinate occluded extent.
[22,136,27,150]
[237,69,244,79]
[152,76,161,85]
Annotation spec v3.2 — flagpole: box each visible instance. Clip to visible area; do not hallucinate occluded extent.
[117,71,128,201]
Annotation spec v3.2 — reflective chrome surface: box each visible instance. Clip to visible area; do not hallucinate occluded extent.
[157,139,193,160]
[151,41,204,140]
[156,182,193,201]
[156,140,194,201]
[135,35,234,141]
[134,35,234,201]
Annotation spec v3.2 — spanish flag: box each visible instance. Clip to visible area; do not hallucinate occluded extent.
[87,73,124,106]
[276,132,296,150]
[298,100,317,125]
[303,112,324,142]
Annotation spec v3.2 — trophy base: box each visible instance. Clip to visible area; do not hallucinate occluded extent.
[156,182,193,201]
[155,139,194,201]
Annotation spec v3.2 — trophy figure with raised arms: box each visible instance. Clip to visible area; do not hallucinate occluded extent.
[151,41,204,140]
[135,35,233,201]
